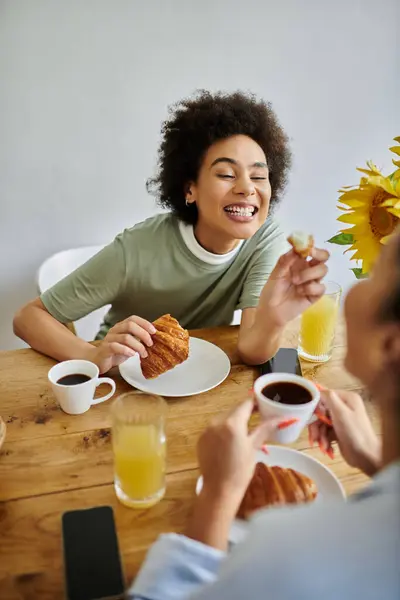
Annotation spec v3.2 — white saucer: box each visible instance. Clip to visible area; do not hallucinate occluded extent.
[119,337,231,397]
[196,446,345,544]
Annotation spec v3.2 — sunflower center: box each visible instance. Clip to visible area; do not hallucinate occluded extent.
[370,206,396,238]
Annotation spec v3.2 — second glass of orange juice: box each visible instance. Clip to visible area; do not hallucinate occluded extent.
[111,392,166,509]
[298,281,341,363]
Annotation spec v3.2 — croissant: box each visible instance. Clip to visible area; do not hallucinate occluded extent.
[287,231,314,259]
[140,314,189,379]
[237,462,318,520]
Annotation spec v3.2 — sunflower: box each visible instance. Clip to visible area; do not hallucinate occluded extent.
[331,137,400,275]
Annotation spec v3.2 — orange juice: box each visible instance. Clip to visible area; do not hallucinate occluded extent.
[113,423,166,508]
[299,286,340,362]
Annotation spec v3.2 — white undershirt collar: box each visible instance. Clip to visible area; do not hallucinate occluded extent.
[178,221,243,265]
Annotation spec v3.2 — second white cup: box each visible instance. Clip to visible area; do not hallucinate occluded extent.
[254,373,320,444]
[48,359,116,415]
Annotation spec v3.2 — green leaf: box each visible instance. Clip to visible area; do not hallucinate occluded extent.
[327,233,354,245]
[351,268,368,279]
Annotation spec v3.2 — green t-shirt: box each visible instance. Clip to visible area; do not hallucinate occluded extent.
[41,214,286,339]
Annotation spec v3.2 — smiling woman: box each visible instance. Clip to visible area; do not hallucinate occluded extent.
[13,90,329,372]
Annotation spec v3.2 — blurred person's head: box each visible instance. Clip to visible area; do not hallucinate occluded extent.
[344,228,400,411]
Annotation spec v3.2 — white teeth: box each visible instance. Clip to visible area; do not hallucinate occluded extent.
[225,206,255,217]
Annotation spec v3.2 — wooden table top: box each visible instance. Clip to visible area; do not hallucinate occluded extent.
[0,321,379,599]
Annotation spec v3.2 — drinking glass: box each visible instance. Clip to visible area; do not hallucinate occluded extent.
[111,392,166,508]
[298,281,341,363]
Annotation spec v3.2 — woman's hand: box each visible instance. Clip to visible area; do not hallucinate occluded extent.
[186,400,281,550]
[89,316,156,374]
[259,247,330,328]
[198,400,281,512]
[309,389,381,476]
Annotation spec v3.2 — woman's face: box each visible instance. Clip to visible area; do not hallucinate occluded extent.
[187,135,271,248]
[344,231,400,396]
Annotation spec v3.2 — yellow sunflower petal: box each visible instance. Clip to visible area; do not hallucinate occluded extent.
[337,212,369,225]
[380,235,393,245]
[387,208,400,218]
[338,190,373,205]
[389,146,400,156]
[379,197,398,208]
[367,175,395,195]
[393,136,400,143]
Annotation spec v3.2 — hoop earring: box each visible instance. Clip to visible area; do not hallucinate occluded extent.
[185,199,190,207]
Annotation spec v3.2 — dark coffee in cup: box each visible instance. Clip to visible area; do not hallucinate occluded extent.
[261,381,312,405]
[57,373,91,386]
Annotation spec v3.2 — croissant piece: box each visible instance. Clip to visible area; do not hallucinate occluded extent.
[237,462,318,520]
[140,314,189,379]
[287,231,314,259]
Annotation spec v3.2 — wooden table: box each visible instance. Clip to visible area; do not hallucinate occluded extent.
[0,322,379,599]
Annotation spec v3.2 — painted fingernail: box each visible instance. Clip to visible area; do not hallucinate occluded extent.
[326,447,335,460]
[278,418,300,430]
[314,383,326,391]
[261,445,269,455]
[318,440,330,458]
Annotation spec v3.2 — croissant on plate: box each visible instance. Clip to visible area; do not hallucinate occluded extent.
[140,314,189,379]
[237,462,318,520]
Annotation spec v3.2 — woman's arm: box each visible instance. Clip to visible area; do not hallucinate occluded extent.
[13,297,99,362]
[14,238,155,372]
[238,247,329,365]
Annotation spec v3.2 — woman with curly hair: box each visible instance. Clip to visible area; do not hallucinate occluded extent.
[14,91,329,371]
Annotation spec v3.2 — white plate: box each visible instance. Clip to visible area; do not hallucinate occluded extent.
[196,446,345,544]
[119,337,231,397]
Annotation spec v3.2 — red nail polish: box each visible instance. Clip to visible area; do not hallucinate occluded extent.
[261,445,269,455]
[326,447,334,460]
[278,418,300,430]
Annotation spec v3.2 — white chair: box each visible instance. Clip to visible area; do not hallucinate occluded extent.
[37,246,110,341]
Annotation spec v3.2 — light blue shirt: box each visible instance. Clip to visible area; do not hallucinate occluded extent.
[129,462,400,600]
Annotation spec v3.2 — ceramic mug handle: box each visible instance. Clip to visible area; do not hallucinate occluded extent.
[91,377,116,405]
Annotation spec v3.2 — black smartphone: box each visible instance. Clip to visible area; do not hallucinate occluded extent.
[259,348,302,377]
[62,506,125,600]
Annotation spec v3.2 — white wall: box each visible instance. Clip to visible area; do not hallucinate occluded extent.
[1,0,399,350]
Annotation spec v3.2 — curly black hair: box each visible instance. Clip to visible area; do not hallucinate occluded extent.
[147,90,292,225]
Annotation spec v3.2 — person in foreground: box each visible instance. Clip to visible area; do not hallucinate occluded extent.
[129,230,400,600]
[13,91,328,371]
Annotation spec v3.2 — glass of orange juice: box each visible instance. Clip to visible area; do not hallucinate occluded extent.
[111,391,167,509]
[298,281,341,363]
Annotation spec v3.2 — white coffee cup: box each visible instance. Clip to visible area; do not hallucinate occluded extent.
[254,373,320,444]
[48,360,116,415]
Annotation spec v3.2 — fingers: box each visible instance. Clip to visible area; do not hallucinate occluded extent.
[323,389,352,418]
[225,399,254,430]
[272,250,300,278]
[293,263,328,285]
[250,416,282,448]
[102,341,136,359]
[107,333,149,358]
[126,316,157,335]
[297,282,326,298]
[310,247,330,263]
[109,316,156,352]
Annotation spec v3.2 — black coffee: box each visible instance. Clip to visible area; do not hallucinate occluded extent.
[57,373,91,386]
[262,382,312,405]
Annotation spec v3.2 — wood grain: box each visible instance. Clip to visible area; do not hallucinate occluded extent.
[0,321,379,599]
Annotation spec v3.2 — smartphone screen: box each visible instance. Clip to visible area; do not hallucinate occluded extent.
[62,506,125,600]
[259,348,302,377]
